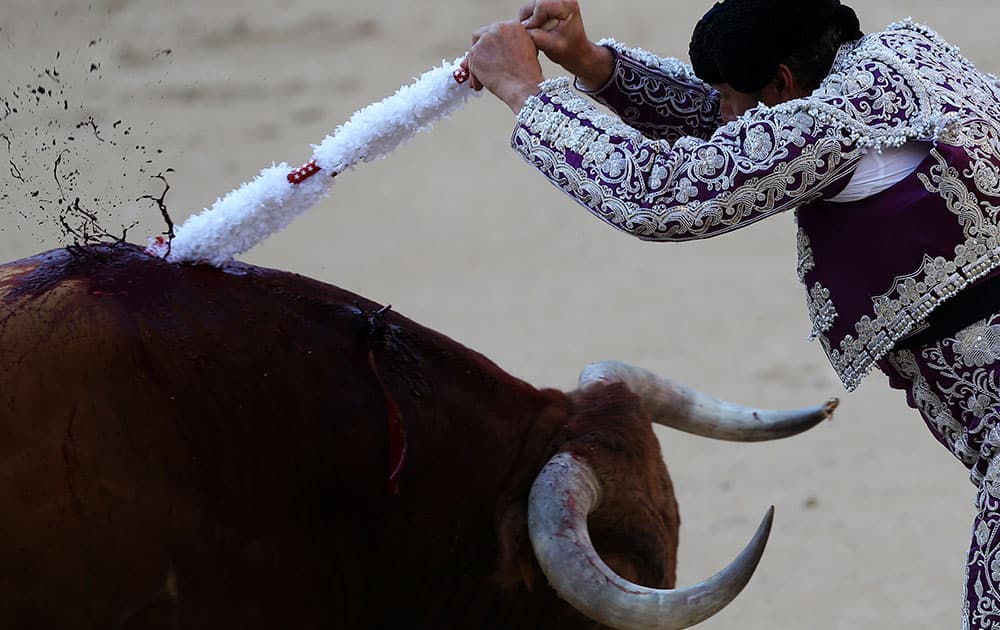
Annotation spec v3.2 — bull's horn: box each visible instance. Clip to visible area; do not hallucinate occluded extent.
[528,452,772,630]
[579,361,836,441]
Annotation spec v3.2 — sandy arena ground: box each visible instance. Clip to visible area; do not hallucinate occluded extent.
[5,1,1000,627]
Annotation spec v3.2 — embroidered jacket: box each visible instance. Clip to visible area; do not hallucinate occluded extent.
[512,20,1000,391]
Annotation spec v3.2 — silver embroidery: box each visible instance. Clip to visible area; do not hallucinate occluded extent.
[884,347,979,470]
[830,239,1000,390]
[593,39,703,82]
[827,148,1000,390]
[881,315,1000,626]
[955,322,1000,368]
[514,79,862,241]
[968,452,1000,628]
[743,124,774,161]
[807,283,838,340]
[796,225,816,281]
[586,39,722,142]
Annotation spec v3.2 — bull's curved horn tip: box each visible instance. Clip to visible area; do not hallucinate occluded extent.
[529,454,778,629]
[823,398,840,419]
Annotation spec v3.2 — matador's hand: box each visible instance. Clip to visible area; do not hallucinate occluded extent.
[466,20,544,113]
[519,0,613,90]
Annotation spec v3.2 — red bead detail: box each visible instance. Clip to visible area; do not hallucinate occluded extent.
[453,67,470,84]
[287,159,322,184]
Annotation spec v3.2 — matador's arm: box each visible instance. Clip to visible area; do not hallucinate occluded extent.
[512,78,864,241]
[575,40,723,142]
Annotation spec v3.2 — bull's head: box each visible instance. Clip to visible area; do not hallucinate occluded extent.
[529,365,835,628]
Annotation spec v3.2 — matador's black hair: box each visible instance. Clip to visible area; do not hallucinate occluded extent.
[689,0,863,93]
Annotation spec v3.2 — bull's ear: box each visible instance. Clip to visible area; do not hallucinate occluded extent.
[495,502,540,590]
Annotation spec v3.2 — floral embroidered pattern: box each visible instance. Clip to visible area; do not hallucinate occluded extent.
[796,225,816,281]
[581,39,722,143]
[967,456,1000,630]
[806,283,837,341]
[883,347,980,472]
[514,79,861,241]
[956,323,1000,368]
[743,124,775,161]
[881,312,1000,628]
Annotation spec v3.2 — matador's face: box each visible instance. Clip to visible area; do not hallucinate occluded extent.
[712,68,810,124]
[711,83,763,123]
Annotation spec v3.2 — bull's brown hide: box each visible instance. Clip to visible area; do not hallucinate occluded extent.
[0,243,678,629]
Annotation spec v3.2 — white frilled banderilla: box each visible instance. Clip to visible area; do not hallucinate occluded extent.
[147,59,477,266]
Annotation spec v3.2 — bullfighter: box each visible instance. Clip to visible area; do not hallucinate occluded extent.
[465,0,1000,626]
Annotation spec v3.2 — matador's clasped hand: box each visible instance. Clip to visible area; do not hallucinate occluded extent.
[464,20,545,113]
[519,0,614,90]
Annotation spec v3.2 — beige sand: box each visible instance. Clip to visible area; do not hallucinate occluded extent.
[4,1,999,627]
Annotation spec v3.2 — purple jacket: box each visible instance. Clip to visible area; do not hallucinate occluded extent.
[512,20,1000,390]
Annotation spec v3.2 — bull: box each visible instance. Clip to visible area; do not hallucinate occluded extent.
[0,242,835,629]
